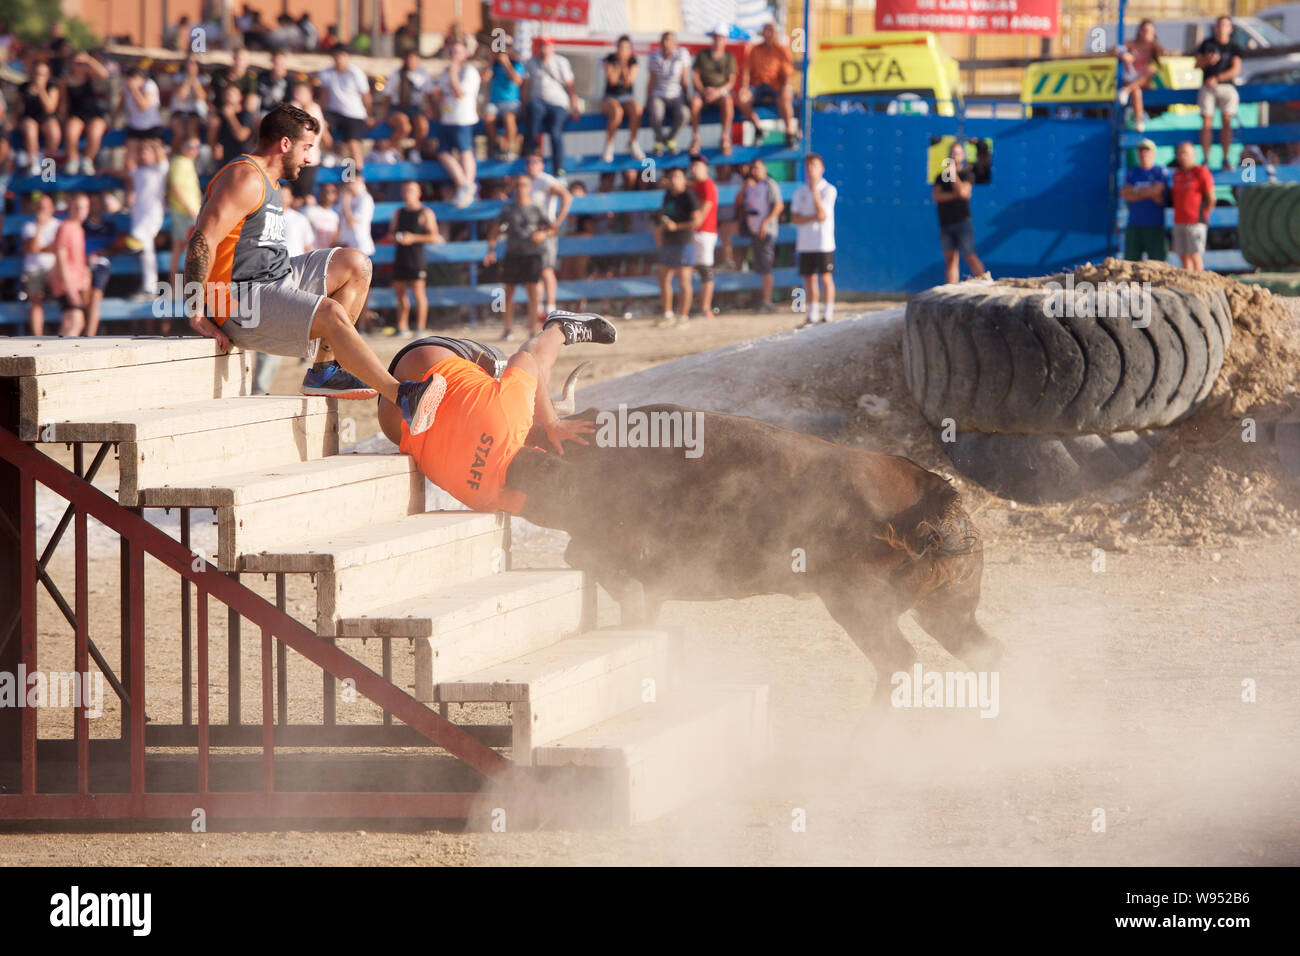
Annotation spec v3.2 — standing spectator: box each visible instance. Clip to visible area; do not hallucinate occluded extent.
[715,162,744,268]
[124,139,168,297]
[646,32,692,156]
[1116,19,1162,133]
[1122,138,1171,262]
[61,50,110,175]
[82,192,119,338]
[120,66,163,172]
[738,21,799,147]
[483,173,552,339]
[483,36,524,160]
[1195,16,1243,169]
[51,192,91,336]
[384,49,434,155]
[522,36,580,177]
[165,15,189,51]
[931,141,987,285]
[21,193,59,335]
[656,165,703,325]
[168,137,203,292]
[688,154,719,317]
[318,46,372,169]
[433,40,481,209]
[269,14,304,52]
[210,84,254,165]
[389,181,440,337]
[525,152,572,320]
[258,50,292,110]
[790,153,837,325]
[18,60,61,176]
[282,186,315,258]
[288,81,328,199]
[298,14,319,52]
[1172,140,1215,271]
[690,25,738,156]
[337,177,375,256]
[738,158,783,311]
[169,55,210,149]
[304,182,342,250]
[600,35,644,162]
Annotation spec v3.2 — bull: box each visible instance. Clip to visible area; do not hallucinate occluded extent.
[508,401,1003,699]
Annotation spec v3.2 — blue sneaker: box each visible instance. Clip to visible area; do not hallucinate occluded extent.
[397,374,447,436]
[300,362,378,399]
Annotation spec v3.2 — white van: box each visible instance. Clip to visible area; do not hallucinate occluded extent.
[1095,15,1300,83]
[1256,4,1300,42]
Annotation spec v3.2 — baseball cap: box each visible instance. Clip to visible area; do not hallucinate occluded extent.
[1137,138,1156,150]
[539,35,556,46]
[709,23,730,37]
[689,153,708,165]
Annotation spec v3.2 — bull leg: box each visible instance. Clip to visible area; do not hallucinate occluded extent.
[819,589,917,705]
[564,539,661,627]
[911,582,1003,671]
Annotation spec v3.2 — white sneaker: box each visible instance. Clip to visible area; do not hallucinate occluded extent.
[629,140,645,161]
[80,157,95,176]
[655,312,675,327]
[64,161,78,176]
[601,141,615,163]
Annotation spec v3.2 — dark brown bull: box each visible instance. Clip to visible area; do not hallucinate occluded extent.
[507,404,1002,697]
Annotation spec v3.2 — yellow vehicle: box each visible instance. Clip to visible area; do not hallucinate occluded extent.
[1021,55,1201,111]
[810,32,961,116]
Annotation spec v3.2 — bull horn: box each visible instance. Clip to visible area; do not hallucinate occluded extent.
[551,361,590,416]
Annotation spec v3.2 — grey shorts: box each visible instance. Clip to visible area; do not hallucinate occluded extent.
[1171,222,1207,257]
[750,234,776,275]
[222,248,337,358]
[540,235,558,270]
[1197,83,1239,118]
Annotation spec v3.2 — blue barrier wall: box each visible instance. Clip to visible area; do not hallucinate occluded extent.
[812,107,1114,293]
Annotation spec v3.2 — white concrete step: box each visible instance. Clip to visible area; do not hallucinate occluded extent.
[241,511,508,633]
[3,337,252,441]
[434,629,670,763]
[138,453,425,570]
[534,683,771,825]
[336,569,589,694]
[42,396,337,506]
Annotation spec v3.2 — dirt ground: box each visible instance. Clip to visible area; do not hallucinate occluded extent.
[5,301,1299,865]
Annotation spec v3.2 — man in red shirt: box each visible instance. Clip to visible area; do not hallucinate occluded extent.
[688,153,719,318]
[50,192,91,337]
[1171,140,1215,271]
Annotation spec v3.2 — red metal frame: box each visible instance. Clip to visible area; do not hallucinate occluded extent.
[0,426,541,823]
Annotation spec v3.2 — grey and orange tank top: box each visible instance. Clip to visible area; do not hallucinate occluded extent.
[203,155,290,322]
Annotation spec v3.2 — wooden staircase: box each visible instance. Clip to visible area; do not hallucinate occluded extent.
[1,337,768,825]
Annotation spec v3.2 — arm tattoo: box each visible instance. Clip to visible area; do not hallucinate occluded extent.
[184,231,211,314]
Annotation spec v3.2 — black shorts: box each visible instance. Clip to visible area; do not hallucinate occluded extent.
[71,106,107,124]
[501,254,542,285]
[393,266,427,282]
[327,112,368,142]
[56,293,84,311]
[126,125,165,141]
[384,336,508,399]
[798,251,835,276]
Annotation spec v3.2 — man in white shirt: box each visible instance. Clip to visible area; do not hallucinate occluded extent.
[433,40,482,208]
[124,139,169,298]
[303,183,341,250]
[383,48,434,150]
[646,32,692,155]
[789,153,837,326]
[337,177,375,256]
[525,153,572,319]
[21,193,59,335]
[521,36,580,176]
[317,45,372,169]
[122,66,163,172]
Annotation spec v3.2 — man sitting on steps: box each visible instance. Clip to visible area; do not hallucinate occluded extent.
[184,102,443,436]
[377,311,617,513]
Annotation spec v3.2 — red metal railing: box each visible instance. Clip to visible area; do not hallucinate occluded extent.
[0,426,536,821]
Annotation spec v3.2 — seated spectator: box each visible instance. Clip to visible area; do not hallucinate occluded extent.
[1116,19,1162,133]
[21,193,59,335]
[364,136,404,200]
[82,192,119,337]
[282,186,315,258]
[168,137,203,293]
[738,158,783,311]
[318,45,372,169]
[51,192,91,337]
[211,47,260,109]
[120,66,163,171]
[389,180,442,337]
[62,50,110,175]
[288,80,328,197]
[269,14,304,53]
[483,173,552,339]
[165,15,188,52]
[433,39,481,208]
[298,14,319,52]
[1121,137,1170,262]
[1195,15,1243,169]
[522,36,579,177]
[303,182,341,250]
[169,55,210,150]
[738,21,799,147]
[483,36,524,160]
[690,25,738,156]
[18,59,61,176]
[337,177,376,256]
[209,84,254,166]
[384,48,434,155]
[601,35,644,162]
[123,138,169,297]
[656,165,703,325]
[258,49,292,110]
[646,32,692,156]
